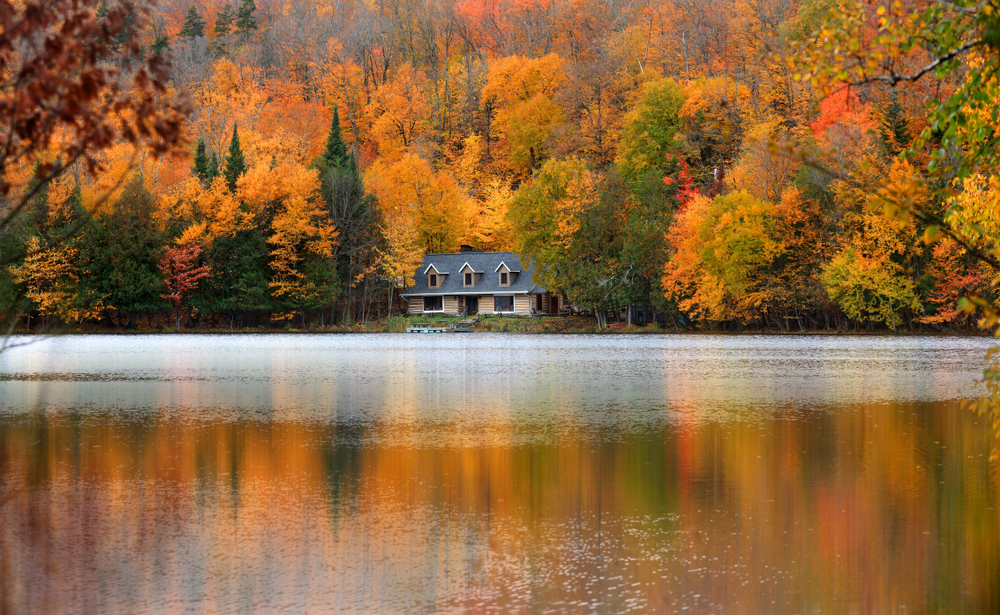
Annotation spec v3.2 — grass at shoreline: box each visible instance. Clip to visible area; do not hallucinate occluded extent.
[5,314,982,335]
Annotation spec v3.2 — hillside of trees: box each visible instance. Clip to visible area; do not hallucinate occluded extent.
[0,0,995,332]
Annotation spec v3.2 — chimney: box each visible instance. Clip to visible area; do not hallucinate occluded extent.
[460,244,475,252]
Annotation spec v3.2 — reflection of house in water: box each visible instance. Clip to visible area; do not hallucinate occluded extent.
[401,246,562,316]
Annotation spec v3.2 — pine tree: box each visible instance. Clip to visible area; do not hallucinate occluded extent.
[179,5,206,39]
[224,124,247,192]
[192,138,209,184]
[214,3,235,37]
[235,0,257,37]
[322,106,350,170]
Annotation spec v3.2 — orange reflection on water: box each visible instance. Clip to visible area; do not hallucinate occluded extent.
[0,398,998,614]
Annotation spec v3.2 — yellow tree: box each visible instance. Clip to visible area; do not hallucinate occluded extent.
[728,118,799,203]
[820,161,922,331]
[662,191,785,325]
[365,153,474,254]
[10,236,82,323]
[238,162,339,319]
[482,54,567,176]
[172,176,251,247]
[366,64,432,161]
[470,179,515,252]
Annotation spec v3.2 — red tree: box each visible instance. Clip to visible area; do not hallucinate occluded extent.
[159,244,211,332]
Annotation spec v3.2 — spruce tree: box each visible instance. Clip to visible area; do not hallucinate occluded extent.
[235,0,257,37]
[208,152,220,183]
[151,34,170,56]
[880,93,911,156]
[322,106,350,170]
[224,124,247,192]
[192,138,209,184]
[179,5,206,39]
[214,3,235,36]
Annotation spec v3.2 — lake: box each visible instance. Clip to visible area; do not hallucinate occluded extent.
[0,334,998,614]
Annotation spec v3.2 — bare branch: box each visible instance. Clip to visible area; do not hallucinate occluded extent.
[851,39,983,86]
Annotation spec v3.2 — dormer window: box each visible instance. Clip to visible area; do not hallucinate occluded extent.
[424,264,448,288]
[495,261,517,287]
[461,262,480,287]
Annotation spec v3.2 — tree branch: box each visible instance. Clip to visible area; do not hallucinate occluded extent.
[852,39,983,86]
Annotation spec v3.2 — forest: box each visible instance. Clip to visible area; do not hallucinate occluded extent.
[0,0,997,332]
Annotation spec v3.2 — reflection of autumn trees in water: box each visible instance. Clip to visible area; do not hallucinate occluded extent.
[0,401,997,612]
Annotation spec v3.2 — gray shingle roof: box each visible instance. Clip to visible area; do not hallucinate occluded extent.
[401,251,546,296]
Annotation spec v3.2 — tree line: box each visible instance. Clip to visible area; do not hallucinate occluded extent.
[0,0,996,332]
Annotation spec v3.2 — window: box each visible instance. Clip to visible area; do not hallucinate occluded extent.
[465,272,473,286]
[429,274,437,287]
[494,296,513,312]
[500,272,509,286]
[424,296,442,311]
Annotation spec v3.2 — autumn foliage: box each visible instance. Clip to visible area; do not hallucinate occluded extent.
[159,244,211,331]
[0,0,994,331]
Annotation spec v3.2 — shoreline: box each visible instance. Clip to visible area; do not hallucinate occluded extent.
[4,322,986,337]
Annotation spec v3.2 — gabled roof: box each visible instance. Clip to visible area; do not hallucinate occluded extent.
[458,262,483,273]
[402,251,545,297]
[423,263,448,275]
[494,261,521,273]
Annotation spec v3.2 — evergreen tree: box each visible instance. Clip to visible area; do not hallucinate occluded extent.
[214,3,235,36]
[224,124,247,192]
[235,0,257,37]
[74,176,167,328]
[207,152,220,183]
[151,34,170,56]
[192,138,209,184]
[321,148,383,324]
[322,106,350,170]
[880,93,911,157]
[179,5,206,39]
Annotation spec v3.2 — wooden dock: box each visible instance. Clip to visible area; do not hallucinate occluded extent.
[406,322,451,333]
[406,318,477,333]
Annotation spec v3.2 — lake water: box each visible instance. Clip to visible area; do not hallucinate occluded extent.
[0,334,998,614]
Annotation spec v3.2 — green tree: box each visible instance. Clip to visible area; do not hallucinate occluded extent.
[508,157,596,296]
[214,3,235,36]
[74,177,167,328]
[224,124,247,193]
[192,138,209,184]
[322,107,350,170]
[616,78,685,182]
[235,0,257,37]
[151,35,170,56]
[178,5,206,39]
[207,152,220,183]
[879,93,911,157]
[192,227,271,327]
[321,153,383,323]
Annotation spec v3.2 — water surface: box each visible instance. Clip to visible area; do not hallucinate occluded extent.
[1,334,998,613]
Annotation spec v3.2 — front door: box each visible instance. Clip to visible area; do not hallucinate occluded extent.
[466,297,478,315]
[551,295,558,314]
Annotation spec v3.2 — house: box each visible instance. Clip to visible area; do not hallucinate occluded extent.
[401,247,562,316]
